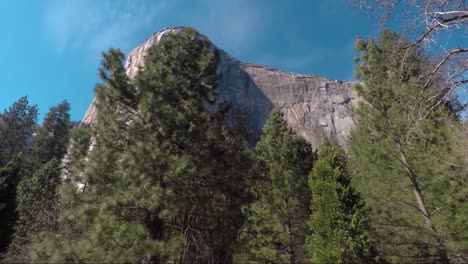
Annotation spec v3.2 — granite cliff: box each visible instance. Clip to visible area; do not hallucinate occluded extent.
[81,27,358,148]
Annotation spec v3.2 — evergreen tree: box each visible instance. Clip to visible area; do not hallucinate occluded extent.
[5,101,72,262]
[0,97,38,161]
[30,101,73,166]
[236,109,316,264]
[0,97,38,257]
[351,30,467,263]
[307,136,377,263]
[0,154,21,256]
[32,28,255,263]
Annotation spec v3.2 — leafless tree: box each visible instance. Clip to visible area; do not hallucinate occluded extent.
[350,0,467,115]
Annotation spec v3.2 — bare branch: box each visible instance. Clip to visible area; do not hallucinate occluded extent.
[424,48,468,88]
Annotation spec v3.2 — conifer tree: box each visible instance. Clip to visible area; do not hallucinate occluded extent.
[0,97,38,257]
[236,109,316,264]
[30,101,73,167]
[307,136,377,263]
[5,101,72,262]
[32,28,255,263]
[0,154,21,257]
[351,30,467,263]
[0,97,38,161]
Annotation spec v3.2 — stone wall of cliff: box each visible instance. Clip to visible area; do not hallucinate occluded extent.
[81,27,358,148]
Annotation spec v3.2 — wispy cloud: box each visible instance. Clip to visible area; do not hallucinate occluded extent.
[43,0,168,53]
[187,0,267,57]
[42,0,266,58]
[41,0,358,80]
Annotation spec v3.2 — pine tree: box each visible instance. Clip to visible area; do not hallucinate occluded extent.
[236,109,316,264]
[0,97,38,257]
[0,97,38,161]
[30,101,73,167]
[351,30,467,263]
[5,101,72,262]
[0,154,21,257]
[307,136,377,263]
[32,28,255,263]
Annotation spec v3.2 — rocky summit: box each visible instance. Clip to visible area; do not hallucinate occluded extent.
[81,27,359,148]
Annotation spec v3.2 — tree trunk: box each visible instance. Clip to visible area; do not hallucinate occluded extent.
[397,145,449,263]
[144,211,165,264]
[286,223,297,264]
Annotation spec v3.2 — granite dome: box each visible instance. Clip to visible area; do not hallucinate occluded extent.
[81,27,359,148]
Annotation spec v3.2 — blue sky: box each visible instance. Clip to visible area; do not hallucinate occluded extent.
[0,0,464,121]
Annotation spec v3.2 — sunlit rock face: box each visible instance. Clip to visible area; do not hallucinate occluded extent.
[82,26,358,148]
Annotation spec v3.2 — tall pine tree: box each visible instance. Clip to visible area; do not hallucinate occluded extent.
[0,97,38,258]
[32,28,255,263]
[351,30,467,263]
[307,136,378,263]
[30,101,73,167]
[236,109,316,264]
[5,101,72,263]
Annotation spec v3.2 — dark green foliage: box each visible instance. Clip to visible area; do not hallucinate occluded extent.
[351,30,467,263]
[17,159,62,232]
[7,159,62,260]
[307,136,377,263]
[32,28,255,263]
[0,155,21,256]
[4,101,72,262]
[0,97,38,257]
[0,97,38,162]
[236,109,316,264]
[30,101,72,167]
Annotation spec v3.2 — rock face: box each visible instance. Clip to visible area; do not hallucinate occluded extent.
[82,27,358,148]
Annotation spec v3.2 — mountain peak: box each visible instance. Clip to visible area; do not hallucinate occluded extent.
[82,27,358,148]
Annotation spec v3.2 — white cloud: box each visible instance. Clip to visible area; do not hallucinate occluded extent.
[43,0,168,53]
